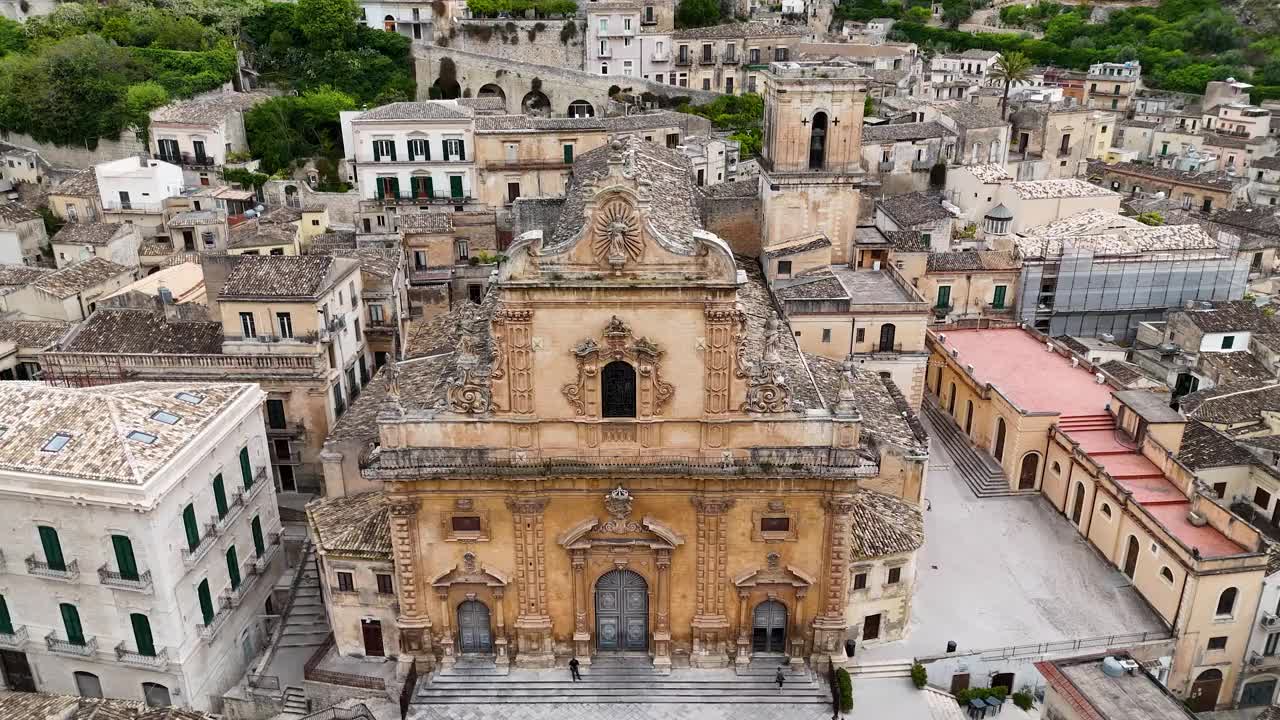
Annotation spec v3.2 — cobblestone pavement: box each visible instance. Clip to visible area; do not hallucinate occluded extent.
[408,704,841,720]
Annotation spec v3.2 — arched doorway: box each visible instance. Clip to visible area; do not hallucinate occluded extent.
[595,569,648,652]
[383,14,396,31]
[993,418,1006,461]
[808,112,828,170]
[947,382,957,413]
[568,99,595,118]
[521,90,551,116]
[1019,453,1040,490]
[477,84,506,105]
[878,323,896,352]
[964,400,974,435]
[1070,481,1085,524]
[457,600,493,654]
[1188,668,1224,711]
[752,600,787,654]
[1122,535,1139,579]
[601,361,636,418]
[432,58,461,100]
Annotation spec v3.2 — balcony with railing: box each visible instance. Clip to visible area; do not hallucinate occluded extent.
[697,52,715,65]
[984,302,1015,316]
[877,160,895,172]
[266,419,307,438]
[98,565,154,593]
[651,48,670,62]
[104,199,164,214]
[154,152,216,169]
[246,467,270,501]
[254,540,283,575]
[912,159,936,171]
[932,304,954,319]
[46,632,97,657]
[197,595,233,641]
[270,446,303,465]
[115,642,169,669]
[214,492,246,532]
[722,51,740,64]
[228,563,262,607]
[26,555,79,581]
[674,53,691,66]
[0,625,27,649]
[180,522,220,568]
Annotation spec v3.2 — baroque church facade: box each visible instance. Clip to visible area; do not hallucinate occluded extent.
[310,64,927,674]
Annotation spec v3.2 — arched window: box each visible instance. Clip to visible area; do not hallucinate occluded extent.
[74,672,102,698]
[971,141,984,164]
[963,400,974,434]
[383,14,396,31]
[993,417,1006,461]
[1052,461,1062,474]
[601,361,637,418]
[1070,481,1085,524]
[878,323,896,352]
[1123,535,1139,579]
[808,112,828,170]
[142,682,171,708]
[568,100,595,118]
[1100,503,1112,518]
[1160,566,1174,583]
[1217,587,1238,617]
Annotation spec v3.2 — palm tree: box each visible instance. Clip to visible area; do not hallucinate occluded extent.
[991,51,1033,120]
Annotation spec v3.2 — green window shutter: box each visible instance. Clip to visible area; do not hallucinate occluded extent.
[38,526,65,571]
[112,535,138,581]
[213,475,228,518]
[183,504,200,552]
[936,286,951,309]
[375,180,385,201]
[424,140,431,161]
[407,141,416,161]
[993,285,1007,309]
[389,142,397,162]
[457,142,465,162]
[130,613,156,657]
[60,603,84,645]
[197,579,214,625]
[450,176,464,199]
[226,546,241,591]
[426,177,434,199]
[251,516,265,558]
[372,142,381,161]
[563,145,573,164]
[239,447,253,489]
[0,595,12,635]
[389,178,401,200]
[409,177,418,198]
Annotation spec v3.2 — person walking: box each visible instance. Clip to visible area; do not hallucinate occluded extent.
[776,666,785,690]
[569,657,582,682]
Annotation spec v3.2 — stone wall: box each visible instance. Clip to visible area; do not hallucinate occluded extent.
[511,197,565,237]
[302,679,390,710]
[700,185,763,258]
[436,20,585,71]
[0,129,145,169]
[262,180,362,225]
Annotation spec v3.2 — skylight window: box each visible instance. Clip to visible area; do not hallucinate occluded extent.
[175,392,205,405]
[127,431,157,444]
[42,433,72,452]
[150,410,181,425]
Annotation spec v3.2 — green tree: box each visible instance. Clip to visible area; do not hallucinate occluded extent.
[123,81,169,145]
[244,87,356,174]
[942,3,971,28]
[1136,211,1164,226]
[297,0,358,50]
[675,0,720,28]
[990,50,1033,119]
[864,94,874,117]
[905,6,931,22]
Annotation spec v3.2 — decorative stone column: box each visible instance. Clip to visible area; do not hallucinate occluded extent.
[789,588,808,672]
[492,307,535,415]
[493,587,510,671]
[437,590,456,668]
[690,495,734,668]
[506,496,555,668]
[811,495,856,667]
[734,588,752,669]
[389,499,434,667]
[570,548,592,665]
[653,548,673,673]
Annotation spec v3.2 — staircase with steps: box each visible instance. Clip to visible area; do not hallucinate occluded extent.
[279,545,329,649]
[281,685,309,717]
[1058,414,1117,434]
[847,659,913,679]
[922,395,1016,498]
[414,656,831,705]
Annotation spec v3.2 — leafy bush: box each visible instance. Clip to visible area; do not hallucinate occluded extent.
[1012,691,1033,711]
[677,93,764,157]
[244,88,356,174]
[956,686,1009,706]
[910,663,927,689]
[675,0,720,28]
[836,667,853,712]
[466,0,577,17]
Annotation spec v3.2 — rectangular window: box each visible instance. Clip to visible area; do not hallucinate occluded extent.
[337,571,355,592]
[853,573,867,590]
[451,516,482,532]
[887,567,902,584]
[60,603,84,645]
[1255,487,1271,509]
[777,260,792,277]
[266,399,287,429]
[251,516,266,558]
[1212,482,1227,499]
[456,239,469,261]
[760,517,790,532]
[240,447,254,489]
[39,525,65,571]
[443,139,465,162]
[507,182,521,204]
[822,329,832,343]
[1267,632,1280,656]
[197,579,214,625]
[1222,336,1235,349]
[1207,636,1228,651]
[183,504,200,552]
[213,475,228,518]
[0,595,10,635]
[450,175,464,199]
[370,303,385,323]
[239,312,256,338]
[936,285,951,309]
[376,573,394,594]
[276,312,293,339]
[992,285,1007,309]
[563,144,574,164]
[408,138,429,161]
[112,535,138,581]
[855,328,865,343]
[372,139,395,162]
[226,545,240,590]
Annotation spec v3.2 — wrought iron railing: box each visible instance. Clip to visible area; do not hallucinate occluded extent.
[197,595,233,641]
[46,632,96,656]
[0,625,27,648]
[98,565,153,593]
[115,642,169,668]
[26,555,78,580]
[181,522,220,567]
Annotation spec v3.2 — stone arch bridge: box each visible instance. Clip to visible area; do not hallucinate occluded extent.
[413,45,719,117]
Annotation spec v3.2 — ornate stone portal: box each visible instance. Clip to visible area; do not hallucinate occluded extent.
[562,316,674,420]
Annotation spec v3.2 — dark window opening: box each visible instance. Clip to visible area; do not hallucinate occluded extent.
[601,360,637,418]
[760,517,790,532]
[451,516,482,532]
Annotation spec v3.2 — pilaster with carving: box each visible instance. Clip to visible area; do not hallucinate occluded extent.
[505,496,554,667]
[492,306,534,414]
[811,495,856,667]
[570,548,591,665]
[653,548,673,673]
[389,500,434,665]
[703,307,738,415]
[445,308,493,415]
[689,495,734,667]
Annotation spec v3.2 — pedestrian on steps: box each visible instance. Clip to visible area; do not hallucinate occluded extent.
[776,666,785,690]
[569,657,582,682]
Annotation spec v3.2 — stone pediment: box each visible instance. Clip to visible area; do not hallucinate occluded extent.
[430,552,509,588]
[733,554,815,589]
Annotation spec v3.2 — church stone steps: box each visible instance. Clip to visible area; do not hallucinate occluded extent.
[922,396,1016,498]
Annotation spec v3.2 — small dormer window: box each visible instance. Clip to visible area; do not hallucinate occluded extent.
[150,410,181,425]
[175,392,205,405]
[127,430,157,444]
[42,433,72,452]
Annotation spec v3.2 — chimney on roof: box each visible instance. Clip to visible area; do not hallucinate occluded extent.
[1095,372,1106,384]
[138,152,149,168]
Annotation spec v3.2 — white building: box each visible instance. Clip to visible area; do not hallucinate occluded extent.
[0,202,47,266]
[95,157,185,237]
[586,1,673,83]
[0,381,285,711]
[358,0,449,40]
[149,92,267,188]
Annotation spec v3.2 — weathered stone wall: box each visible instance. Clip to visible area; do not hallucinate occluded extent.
[0,129,145,170]
[701,189,763,258]
[301,679,390,710]
[262,180,362,225]
[511,197,565,237]
[435,20,585,70]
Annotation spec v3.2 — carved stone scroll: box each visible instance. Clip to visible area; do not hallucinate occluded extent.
[561,316,674,418]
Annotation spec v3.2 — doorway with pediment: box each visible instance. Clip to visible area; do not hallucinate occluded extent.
[430,552,510,670]
[733,552,813,670]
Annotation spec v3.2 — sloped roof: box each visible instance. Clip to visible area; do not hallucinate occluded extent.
[0,320,72,348]
[61,309,224,355]
[219,255,339,298]
[52,222,126,246]
[1177,420,1256,470]
[849,489,925,558]
[306,491,392,560]
[32,257,131,299]
[357,101,473,121]
[50,167,99,198]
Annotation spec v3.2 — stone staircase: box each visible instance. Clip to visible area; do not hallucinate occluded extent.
[281,685,309,717]
[847,659,913,679]
[1058,414,1116,434]
[279,545,329,649]
[921,395,1014,498]
[414,656,831,705]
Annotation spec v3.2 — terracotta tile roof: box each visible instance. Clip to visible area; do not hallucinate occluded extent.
[33,257,131,299]
[61,309,224,355]
[50,167,99,198]
[672,20,806,39]
[1178,420,1256,470]
[1179,300,1280,334]
[0,202,38,225]
[329,247,402,279]
[773,268,849,299]
[1103,160,1242,191]
[1200,350,1276,381]
[805,352,927,453]
[0,263,50,289]
[0,381,254,484]
[849,489,924,558]
[877,192,952,227]
[699,179,758,199]
[926,250,1019,273]
[862,121,952,144]
[357,101,473,121]
[150,91,268,125]
[0,320,72,348]
[1254,156,1280,171]
[219,255,338,298]
[1181,382,1280,424]
[763,236,831,258]
[885,230,927,252]
[0,693,212,719]
[1099,359,1144,385]
[52,222,126,246]
[307,491,392,560]
[399,212,453,234]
